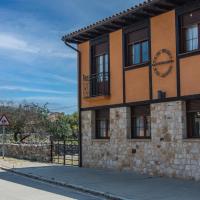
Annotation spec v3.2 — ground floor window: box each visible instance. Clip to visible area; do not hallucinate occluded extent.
[95,109,110,139]
[187,100,200,138]
[131,105,151,139]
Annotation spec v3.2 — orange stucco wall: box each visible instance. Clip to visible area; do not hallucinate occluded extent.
[78,9,200,109]
[79,30,123,108]
[180,55,200,96]
[125,67,150,103]
[151,10,177,99]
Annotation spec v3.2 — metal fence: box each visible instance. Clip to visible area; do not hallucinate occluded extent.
[51,139,79,166]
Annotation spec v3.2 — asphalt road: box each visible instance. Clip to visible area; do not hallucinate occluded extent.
[0,169,105,200]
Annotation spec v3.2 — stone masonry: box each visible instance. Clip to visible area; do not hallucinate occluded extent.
[0,143,51,162]
[82,101,200,180]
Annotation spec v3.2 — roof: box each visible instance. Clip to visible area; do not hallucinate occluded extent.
[62,0,187,44]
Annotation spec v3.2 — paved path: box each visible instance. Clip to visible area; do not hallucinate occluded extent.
[0,169,104,200]
[1,158,200,200]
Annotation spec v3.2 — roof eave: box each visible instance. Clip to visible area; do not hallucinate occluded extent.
[62,0,188,44]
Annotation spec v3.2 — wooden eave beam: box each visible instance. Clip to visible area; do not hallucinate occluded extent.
[143,6,169,14]
[135,10,156,17]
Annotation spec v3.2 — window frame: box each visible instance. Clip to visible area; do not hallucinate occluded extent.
[123,22,150,69]
[181,24,200,53]
[127,39,149,67]
[131,105,151,139]
[187,100,200,139]
[95,109,110,139]
[179,8,200,55]
[90,36,109,75]
[89,35,110,98]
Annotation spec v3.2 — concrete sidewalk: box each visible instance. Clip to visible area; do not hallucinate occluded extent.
[0,158,200,200]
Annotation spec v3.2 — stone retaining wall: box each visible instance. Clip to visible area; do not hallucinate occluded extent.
[0,143,51,162]
[82,101,200,180]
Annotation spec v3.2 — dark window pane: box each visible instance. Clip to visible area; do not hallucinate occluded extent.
[194,112,200,137]
[128,45,133,65]
[131,105,151,139]
[146,116,151,137]
[187,100,200,138]
[127,40,149,66]
[142,41,149,63]
[105,54,109,73]
[96,109,110,139]
[185,25,198,52]
[133,43,140,64]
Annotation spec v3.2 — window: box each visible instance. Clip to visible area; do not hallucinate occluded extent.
[96,109,110,139]
[131,105,151,139]
[91,42,109,75]
[126,28,149,67]
[185,25,198,51]
[95,54,109,81]
[187,100,200,138]
[180,9,200,53]
[90,39,110,97]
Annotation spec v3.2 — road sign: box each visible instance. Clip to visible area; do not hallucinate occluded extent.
[0,115,9,126]
[0,115,9,159]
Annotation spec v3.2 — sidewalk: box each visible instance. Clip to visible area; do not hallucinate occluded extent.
[0,158,200,200]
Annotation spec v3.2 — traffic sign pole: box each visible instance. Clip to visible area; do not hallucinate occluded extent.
[2,126,5,159]
[0,115,10,159]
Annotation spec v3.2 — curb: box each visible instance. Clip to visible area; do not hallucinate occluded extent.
[0,165,130,200]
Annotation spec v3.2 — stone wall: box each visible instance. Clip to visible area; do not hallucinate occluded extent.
[82,101,200,180]
[0,143,51,162]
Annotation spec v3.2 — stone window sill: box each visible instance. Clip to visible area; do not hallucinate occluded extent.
[128,139,151,142]
[183,139,200,142]
[92,139,110,143]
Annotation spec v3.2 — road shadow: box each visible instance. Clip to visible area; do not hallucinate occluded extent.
[0,169,101,200]
[0,164,200,200]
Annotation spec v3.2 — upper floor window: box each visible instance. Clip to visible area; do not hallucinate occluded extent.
[91,41,109,75]
[95,109,110,139]
[180,9,200,53]
[187,100,200,138]
[125,28,149,67]
[89,37,110,97]
[131,105,151,139]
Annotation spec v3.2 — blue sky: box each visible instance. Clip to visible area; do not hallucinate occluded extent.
[0,0,143,113]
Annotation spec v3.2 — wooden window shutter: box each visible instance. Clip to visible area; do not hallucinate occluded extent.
[94,42,108,56]
[187,100,200,112]
[127,28,148,44]
[132,105,150,116]
[182,9,200,27]
[96,109,109,120]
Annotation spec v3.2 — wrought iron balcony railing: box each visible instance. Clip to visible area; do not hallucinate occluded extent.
[83,72,110,98]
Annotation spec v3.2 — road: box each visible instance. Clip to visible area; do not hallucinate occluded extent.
[0,169,104,200]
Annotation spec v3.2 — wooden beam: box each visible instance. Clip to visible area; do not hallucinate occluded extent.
[144,6,168,14]
[135,10,156,17]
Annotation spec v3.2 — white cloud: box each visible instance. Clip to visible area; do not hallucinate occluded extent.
[0,34,39,53]
[0,33,76,59]
[0,85,71,95]
[51,74,77,84]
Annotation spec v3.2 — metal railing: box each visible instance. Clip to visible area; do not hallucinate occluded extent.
[83,72,110,98]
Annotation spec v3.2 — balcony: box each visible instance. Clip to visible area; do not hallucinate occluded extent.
[83,72,110,98]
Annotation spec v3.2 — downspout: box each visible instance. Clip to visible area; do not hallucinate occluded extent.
[63,41,82,167]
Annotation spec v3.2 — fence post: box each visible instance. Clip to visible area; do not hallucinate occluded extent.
[50,140,53,163]
[64,140,66,165]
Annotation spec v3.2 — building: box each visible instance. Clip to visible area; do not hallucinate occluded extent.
[63,0,200,180]
[48,112,65,122]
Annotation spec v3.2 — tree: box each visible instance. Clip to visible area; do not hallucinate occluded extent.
[0,102,50,142]
[47,113,78,140]
[0,101,78,142]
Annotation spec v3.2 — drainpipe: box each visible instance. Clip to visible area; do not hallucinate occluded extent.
[63,41,82,167]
